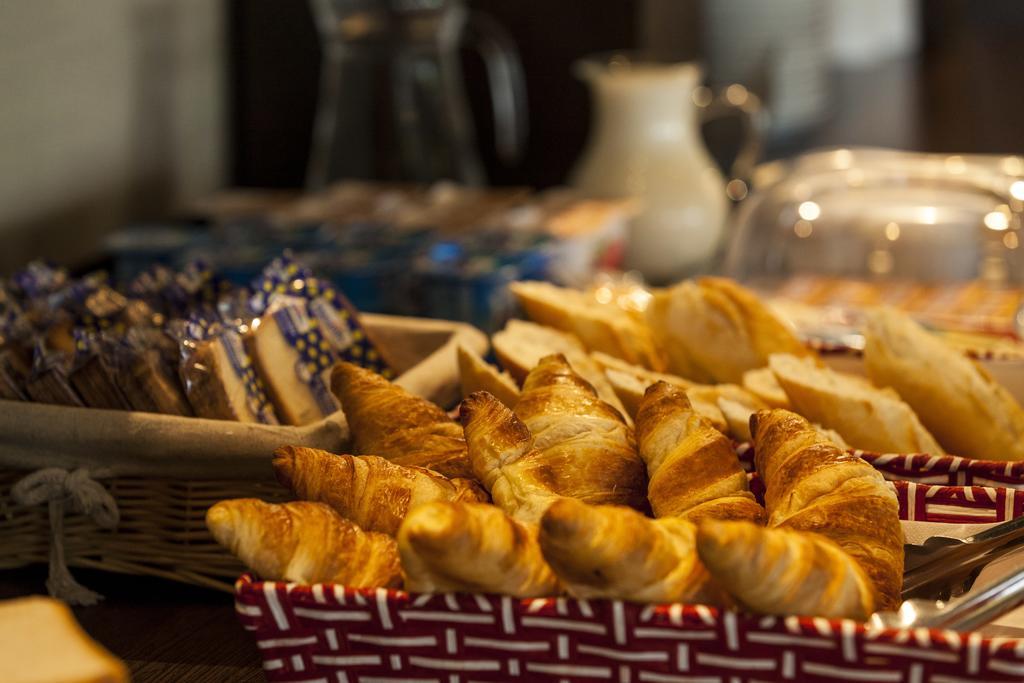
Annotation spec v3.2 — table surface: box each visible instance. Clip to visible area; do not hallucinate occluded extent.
[0,566,263,682]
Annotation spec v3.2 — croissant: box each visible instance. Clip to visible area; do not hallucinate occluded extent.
[330,361,473,479]
[752,409,904,610]
[636,382,764,524]
[696,520,875,620]
[273,446,487,536]
[461,355,647,523]
[539,498,727,605]
[398,501,560,597]
[206,499,402,587]
[591,350,766,437]
[491,319,631,422]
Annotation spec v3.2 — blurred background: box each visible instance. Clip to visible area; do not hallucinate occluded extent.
[2,0,1024,329]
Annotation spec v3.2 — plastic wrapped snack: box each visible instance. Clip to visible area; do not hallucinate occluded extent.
[176,315,279,424]
[249,256,395,378]
[68,330,131,410]
[248,295,340,425]
[24,341,82,407]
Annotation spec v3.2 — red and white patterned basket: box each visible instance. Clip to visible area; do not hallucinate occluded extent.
[235,452,1024,683]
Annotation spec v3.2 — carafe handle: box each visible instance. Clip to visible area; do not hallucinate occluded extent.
[463,11,529,166]
[696,84,764,201]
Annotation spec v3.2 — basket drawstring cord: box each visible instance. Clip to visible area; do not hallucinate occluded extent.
[11,468,119,606]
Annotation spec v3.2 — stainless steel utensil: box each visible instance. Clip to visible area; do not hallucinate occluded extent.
[872,546,1024,632]
[903,514,1024,601]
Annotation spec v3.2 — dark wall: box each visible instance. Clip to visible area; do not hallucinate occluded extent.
[227,0,1024,189]
[227,0,639,189]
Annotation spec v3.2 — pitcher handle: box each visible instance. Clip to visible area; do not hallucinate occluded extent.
[463,10,529,166]
[696,84,764,201]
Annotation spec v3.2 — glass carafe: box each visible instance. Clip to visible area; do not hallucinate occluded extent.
[307,0,527,188]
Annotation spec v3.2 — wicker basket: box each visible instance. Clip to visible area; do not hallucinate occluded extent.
[0,314,486,593]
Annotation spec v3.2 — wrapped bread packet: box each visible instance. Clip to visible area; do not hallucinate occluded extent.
[25,340,83,407]
[68,330,131,410]
[248,295,340,425]
[249,256,395,379]
[117,326,193,416]
[0,289,32,401]
[175,315,279,424]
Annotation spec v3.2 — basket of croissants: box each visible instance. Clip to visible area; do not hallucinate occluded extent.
[210,277,1024,683]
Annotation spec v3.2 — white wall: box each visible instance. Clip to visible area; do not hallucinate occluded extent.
[0,0,227,271]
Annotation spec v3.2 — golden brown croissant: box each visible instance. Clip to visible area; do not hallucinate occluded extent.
[206,499,402,587]
[273,446,487,536]
[752,409,904,610]
[539,498,728,605]
[461,355,647,522]
[491,319,631,422]
[864,307,1024,460]
[636,382,764,524]
[397,501,560,597]
[645,277,811,383]
[696,519,875,620]
[330,361,473,479]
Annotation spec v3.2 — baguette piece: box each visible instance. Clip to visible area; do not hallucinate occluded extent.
[491,320,629,421]
[696,520,875,620]
[0,596,129,683]
[206,499,402,587]
[461,355,647,523]
[769,353,943,455]
[717,396,850,448]
[593,350,765,437]
[273,446,486,535]
[742,367,791,409]
[752,409,904,610]
[602,368,725,431]
[539,498,727,604]
[646,278,811,383]
[636,382,764,523]
[864,307,1024,460]
[331,361,473,479]
[509,280,665,369]
[456,343,519,409]
[398,501,560,597]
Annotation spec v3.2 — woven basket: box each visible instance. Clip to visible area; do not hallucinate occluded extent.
[0,314,486,593]
[233,477,1024,683]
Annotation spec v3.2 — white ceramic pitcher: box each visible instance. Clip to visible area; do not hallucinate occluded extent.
[570,53,760,284]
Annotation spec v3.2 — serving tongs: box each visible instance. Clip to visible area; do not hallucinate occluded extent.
[869,516,1024,631]
[903,514,1024,601]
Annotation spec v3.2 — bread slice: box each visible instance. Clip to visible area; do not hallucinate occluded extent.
[742,367,790,409]
[717,396,849,447]
[0,596,128,683]
[456,343,519,409]
[769,353,943,454]
[864,307,1024,460]
[509,280,665,370]
[491,320,630,421]
[646,278,811,383]
[248,304,338,425]
[184,335,278,423]
[603,367,725,431]
[593,351,765,438]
